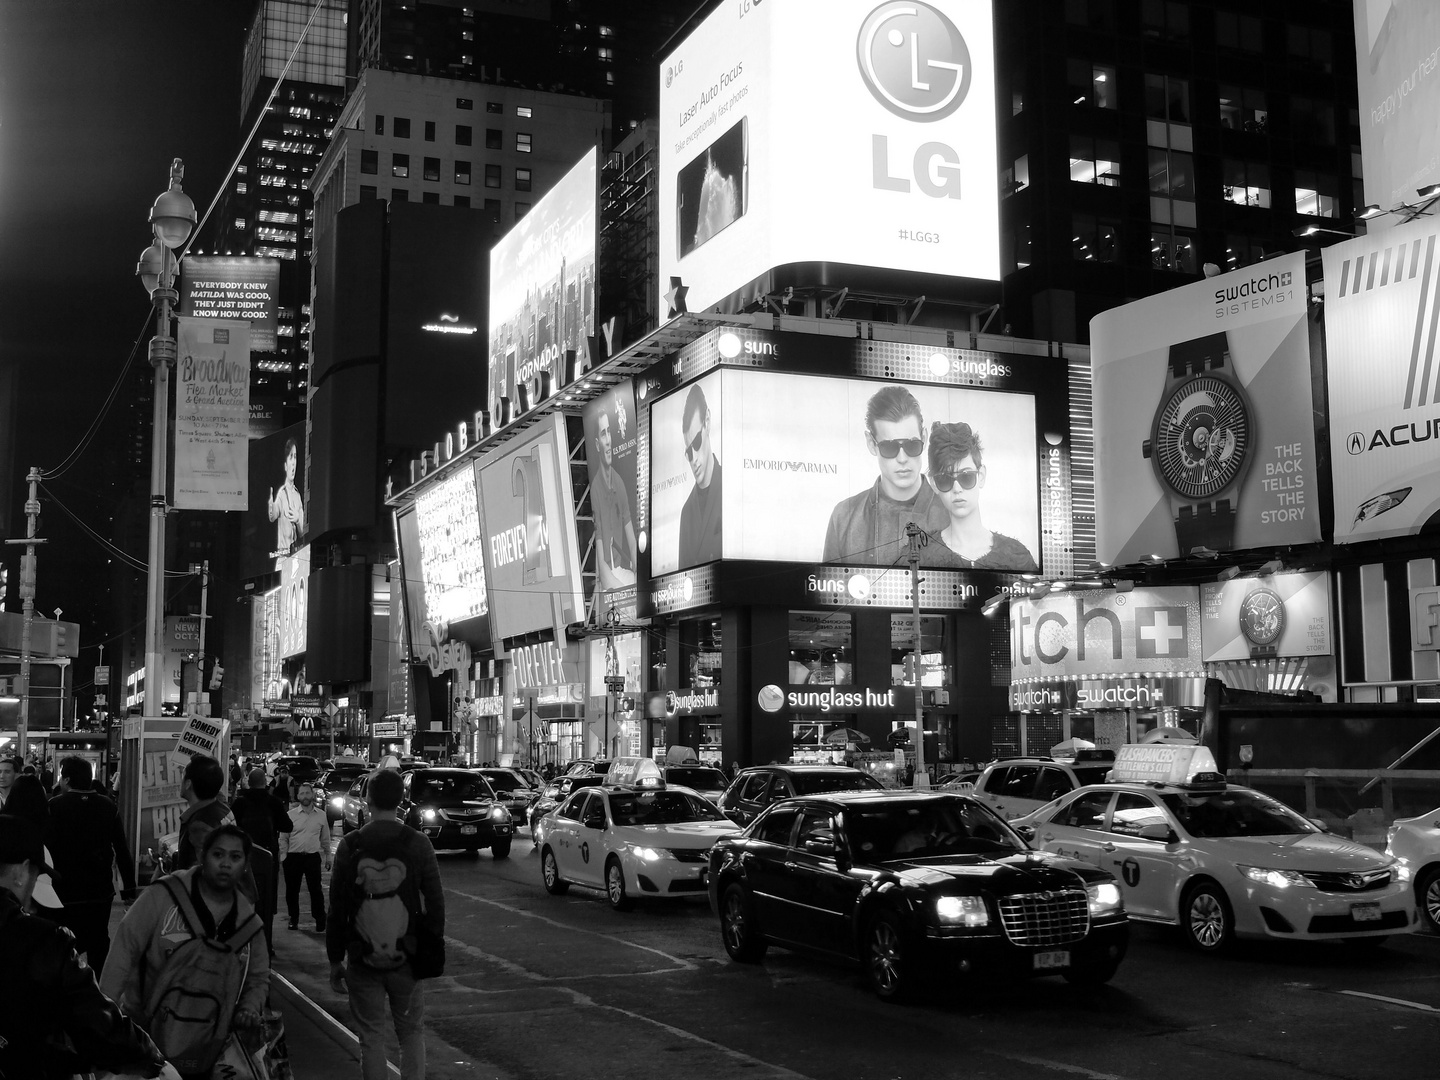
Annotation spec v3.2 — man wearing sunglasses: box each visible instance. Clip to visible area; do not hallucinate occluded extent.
[926,421,1037,570]
[679,383,723,568]
[823,385,949,564]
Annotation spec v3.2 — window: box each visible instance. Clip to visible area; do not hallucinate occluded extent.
[422,191,439,204]
[789,612,853,686]
[1064,0,1116,30]
[235,181,248,194]
[392,153,409,178]
[516,105,532,118]
[1145,73,1189,123]
[600,23,614,37]
[1009,221,1032,271]
[1218,86,1268,133]
[1295,170,1339,218]
[558,791,589,821]
[1224,234,1268,271]
[515,168,532,191]
[993,766,1041,799]
[485,128,502,149]
[462,29,473,41]
[1055,791,1111,830]
[1216,12,1263,51]
[486,101,503,113]
[1141,0,1188,39]
[1151,227,1196,273]
[374,114,384,135]
[1002,154,1029,196]
[516,132,532,153]
[360,184,378,201]
[515,201,530,219]
[394,117,411,138]
[483,198,501,222]
[1288,24,1333,72]
[1069,135,1120,185]
[457,97,473,110]
[1149,148,1194,198]
[234,217,246,230]
[755,807,798,846]
[1034,768,1074,803]
[456,124,472,146]
[454,195,470,208]
[1222,159,1270,207]
[484,163,501,189]
[1109,793,1169,836]
[360,149,378,175]
[392,188,409,202]
[1291,96,1335,145]
[1072,214,1119,262]
[1067,59,1116,109]
[890,614,949,687]
[424,120,435,142]
[1010,66,1026,116]
[454,160,471,186]
[423,156,440,182]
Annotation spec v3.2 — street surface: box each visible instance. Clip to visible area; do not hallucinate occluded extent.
[269,825,1440,1080]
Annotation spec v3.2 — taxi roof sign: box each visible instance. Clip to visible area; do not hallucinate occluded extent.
[1112,743,1221,786]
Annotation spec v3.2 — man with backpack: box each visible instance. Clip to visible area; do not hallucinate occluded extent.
[174,755,235,872]
[327,768,443,1080]
[101,824,269,1080]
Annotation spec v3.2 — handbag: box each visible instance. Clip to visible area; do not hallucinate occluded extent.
[257,1007,295,1080]
[210,1031,268,1080]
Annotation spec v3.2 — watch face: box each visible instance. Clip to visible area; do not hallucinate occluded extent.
[1239,588,1286,646]
[1151,376,1251,499]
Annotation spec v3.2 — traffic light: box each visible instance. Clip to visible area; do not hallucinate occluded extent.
[209,664,225,690]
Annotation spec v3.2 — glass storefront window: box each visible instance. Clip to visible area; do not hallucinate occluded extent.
[791,720,852,764]
[789,611,853,685]
[682,617,723,687]
[890,614,950,686]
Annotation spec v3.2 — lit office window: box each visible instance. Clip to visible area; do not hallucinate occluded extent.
[516,133,532,153]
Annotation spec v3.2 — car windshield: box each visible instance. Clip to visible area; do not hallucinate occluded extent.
[847,799,1023,862]
[412,774,494,802]
[665,767,727,789]
[1072,765,1113,786]
[795,772,885,795]
[1160,789,1314,838]
[481,772,529,792]
[608,791,727,826]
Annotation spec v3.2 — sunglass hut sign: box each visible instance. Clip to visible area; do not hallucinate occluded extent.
[1010,586,1202,680]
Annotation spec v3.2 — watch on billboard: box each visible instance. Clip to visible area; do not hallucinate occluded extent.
[1090,251,1320,562]
[658,0,999,316]
[648,368,1039,575]
[1323,219,1440,541]
[1200,571,1332,661]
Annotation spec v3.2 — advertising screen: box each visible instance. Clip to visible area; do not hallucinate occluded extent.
[1353,2,1440,226]
[241,422,307,579]
[173,317,250,512]
[1323,220,1440,541]
[278,544,309,659]
[394,507,428,651]
[488,148,596,421]
[1200,572,1332,662]
[1011,586,1202,682]
[649,368,1038,575]
[1090,251,1320,563]
[178,255,281,352]
[582,379,641,603]
[411,469,489,631]
[474,414,586,641]
[658,0,999,315]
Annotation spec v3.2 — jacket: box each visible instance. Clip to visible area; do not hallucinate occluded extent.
[0,889,166,1080]
[47,786,136,902]
[327,819,444,967]
[174,798,234,871]
[231,787,293,853]
[100,867,270,1020]
[822,477,951,565]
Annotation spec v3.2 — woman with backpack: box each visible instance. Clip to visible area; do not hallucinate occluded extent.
[101,824,269,1080]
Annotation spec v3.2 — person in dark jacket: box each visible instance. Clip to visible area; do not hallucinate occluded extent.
[0,814,174,1080]
[48,756,138,975]
[174,755,233,872]
[231,767,290,951]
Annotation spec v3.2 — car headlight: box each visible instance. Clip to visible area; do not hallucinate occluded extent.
[1392,860,1412,882]
[630,846,672,862]
[490,806,510,820]
[330,796,344,808]
[1086,882,1124,915]
[935,895,989,927]
[421,808,438,823]
[1239,865,1315,889]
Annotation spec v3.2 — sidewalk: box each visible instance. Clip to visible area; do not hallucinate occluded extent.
[271,966,394,1080]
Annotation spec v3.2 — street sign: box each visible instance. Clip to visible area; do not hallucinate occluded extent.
[605,676,626,692]
[324,701,340,718]
[94,666,110,686]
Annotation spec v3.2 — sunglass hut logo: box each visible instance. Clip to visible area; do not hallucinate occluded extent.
[1214,269,1294,318]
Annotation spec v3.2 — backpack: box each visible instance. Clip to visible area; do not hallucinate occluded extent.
[345,829,444,979]
[141,875,263,1074]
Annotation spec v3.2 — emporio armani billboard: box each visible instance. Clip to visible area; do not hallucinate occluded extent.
[658,0,999,315]
[1324,219,1440,541]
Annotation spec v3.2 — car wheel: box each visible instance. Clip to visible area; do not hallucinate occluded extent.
[541,847,568,895]
[1181,881,1234,954]
[605,858,632,911]
[1062,955,1122,986]
[720,883,767,963]
[1417,865,1440,934]
[491,838,512,861]
[864,910,916,1003]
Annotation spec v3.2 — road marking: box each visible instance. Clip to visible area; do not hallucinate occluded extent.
[444,886,698,974]
[1339,990,1440,1013]
[990,1054,1131,1080]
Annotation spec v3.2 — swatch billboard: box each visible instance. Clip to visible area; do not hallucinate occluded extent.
[649,367,1039,576]
[1323,219,1440,541]
[1200,571,1332,662]
[1091,251,1320,563]
[473,414,586,642]
[658,0,999,315]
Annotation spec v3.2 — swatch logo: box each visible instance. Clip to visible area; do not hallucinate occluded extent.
[857,2,972,122]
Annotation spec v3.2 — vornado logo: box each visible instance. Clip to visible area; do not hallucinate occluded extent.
[857,2,972,122]
[1213,270,1294,318]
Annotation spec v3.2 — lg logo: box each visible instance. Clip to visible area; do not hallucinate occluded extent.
[856,2,972,122]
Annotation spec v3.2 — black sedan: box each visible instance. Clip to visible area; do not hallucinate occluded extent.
[401,768,514,858]
[717,764,884,825]
[319,764,368,824]
[707,790,1130,1002]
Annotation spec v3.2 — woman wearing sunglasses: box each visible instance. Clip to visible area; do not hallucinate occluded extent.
[927,422,1037,571]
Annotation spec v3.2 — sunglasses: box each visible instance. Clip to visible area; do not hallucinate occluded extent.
[683,427,706,459]
[873,437,924,459]
[933,469,980,492]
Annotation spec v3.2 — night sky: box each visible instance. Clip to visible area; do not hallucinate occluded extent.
[0,1,255,658]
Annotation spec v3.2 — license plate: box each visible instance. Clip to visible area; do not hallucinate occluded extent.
[1351,902,1382,922]
[460,825,477,835]
[1033,950,1070,970]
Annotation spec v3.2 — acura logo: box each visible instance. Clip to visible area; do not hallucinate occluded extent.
[857,2,973,122]
[1346,432,1366,456]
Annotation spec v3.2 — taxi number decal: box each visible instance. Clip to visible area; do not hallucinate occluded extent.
[581,841,591,864]
[1118,857,1141,887]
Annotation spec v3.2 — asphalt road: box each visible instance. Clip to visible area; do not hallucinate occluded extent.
[280,827,1440,1080]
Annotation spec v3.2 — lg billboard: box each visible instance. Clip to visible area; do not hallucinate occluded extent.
[658,0,1000,315]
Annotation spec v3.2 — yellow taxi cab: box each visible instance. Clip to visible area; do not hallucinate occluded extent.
[1013,741,1417,953]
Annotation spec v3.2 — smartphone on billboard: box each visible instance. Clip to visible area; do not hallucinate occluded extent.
[676,116,748,259]
[1366,0,1396,73]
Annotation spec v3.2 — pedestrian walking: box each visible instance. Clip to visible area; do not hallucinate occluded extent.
[6,773,63,912]
[47,755,137,975]
[231,767,291,951]
[0,814,175,1080]
[328,769,444,1080]
[102,824,269,1080]
[282,782,329,932]
[274,764,293,807]
[0,755,17,810]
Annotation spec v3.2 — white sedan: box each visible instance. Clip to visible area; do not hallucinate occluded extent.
[1015,780,1416,952]
[536,785,740,911]
[1387,806,1440,932]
